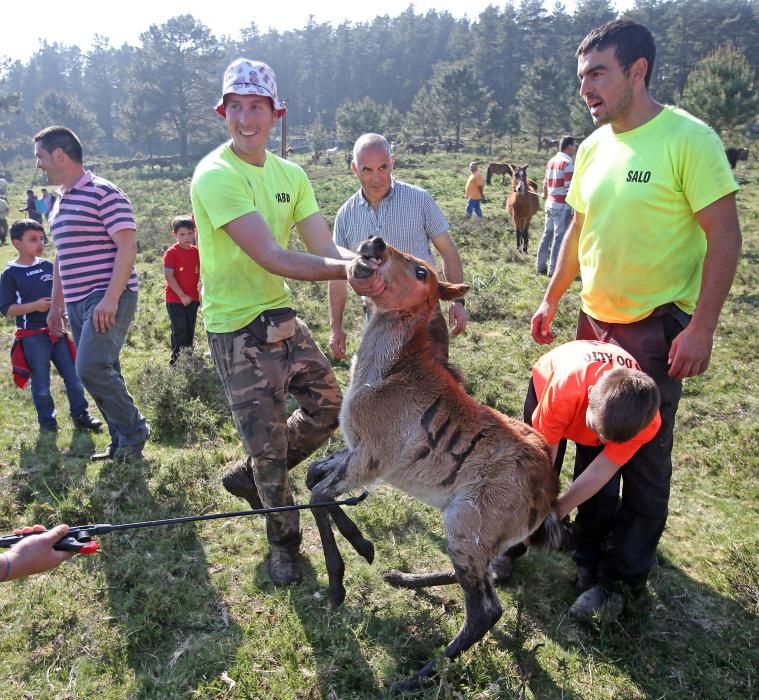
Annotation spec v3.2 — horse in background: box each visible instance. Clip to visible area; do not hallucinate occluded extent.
[504,163,540,253]
[486,162,512,185]
[538,137,559,152]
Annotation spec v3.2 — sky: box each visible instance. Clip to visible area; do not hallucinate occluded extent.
[3,0,633,64]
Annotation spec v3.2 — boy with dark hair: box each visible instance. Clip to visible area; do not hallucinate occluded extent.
[0,219,101,432]
[492,340,660,619]
[163,215,200,364]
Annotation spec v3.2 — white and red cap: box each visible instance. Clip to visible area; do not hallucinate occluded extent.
[215,58,286,118]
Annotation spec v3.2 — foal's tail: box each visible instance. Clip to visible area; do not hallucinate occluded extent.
[486,164,493,185]
[528,510,566,551]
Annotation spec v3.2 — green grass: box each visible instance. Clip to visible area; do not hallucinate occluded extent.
[0,146,756,699]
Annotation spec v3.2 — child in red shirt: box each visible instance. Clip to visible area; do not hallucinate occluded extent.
[493,340,660,598]
[163,215,200,364]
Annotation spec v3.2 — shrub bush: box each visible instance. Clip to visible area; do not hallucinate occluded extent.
[134,349,230,442]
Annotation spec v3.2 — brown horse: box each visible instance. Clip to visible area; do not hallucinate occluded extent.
[505,163,540,253]
[307,237,561,690]
[486,161,512,185]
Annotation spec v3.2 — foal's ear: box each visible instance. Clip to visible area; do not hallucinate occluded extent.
[438,282,470,301]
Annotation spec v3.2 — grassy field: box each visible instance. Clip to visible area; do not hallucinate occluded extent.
[0,145,756,700]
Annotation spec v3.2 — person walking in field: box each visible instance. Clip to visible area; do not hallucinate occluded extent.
[34,125,150,462]
[530,20,742,622]
[21,190,43,224]
[536,136,576,276]
[191,59,381,586]
[464,161,485,219]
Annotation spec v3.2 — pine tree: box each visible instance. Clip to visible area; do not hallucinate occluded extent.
[680,43,758,139]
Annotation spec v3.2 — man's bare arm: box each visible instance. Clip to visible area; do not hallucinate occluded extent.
[432,232,467,336]
[531,212,583,344]
[46,257,66,335]
[224,211,348,281]
[668,193,742,379]
[92,228,137,332]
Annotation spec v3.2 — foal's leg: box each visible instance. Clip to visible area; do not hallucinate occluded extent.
[384,569,457,588]
[310,450,373,607]
[393,502,503,690]
[329,505,375,563]
[308,449,374,563]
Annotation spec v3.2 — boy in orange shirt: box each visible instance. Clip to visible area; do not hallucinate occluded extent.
[493,340,660,621]
[163,216,200,364]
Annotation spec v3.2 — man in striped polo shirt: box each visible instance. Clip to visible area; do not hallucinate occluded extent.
[536,136,576,276]
[34,126,150,462]
[328,133,467,361]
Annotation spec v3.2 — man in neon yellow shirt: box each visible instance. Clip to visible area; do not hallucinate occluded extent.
[531,21,742,622]
[191,59,381,586]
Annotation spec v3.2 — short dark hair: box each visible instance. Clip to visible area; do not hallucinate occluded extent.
[588,367,660,443]
[10,218,45,242]
[172,215,195,233]
[576,19,656,87]
[559,136,575,151]
[33,126,84,164]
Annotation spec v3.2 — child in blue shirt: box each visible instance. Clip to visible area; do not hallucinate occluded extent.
[0,219,102,432]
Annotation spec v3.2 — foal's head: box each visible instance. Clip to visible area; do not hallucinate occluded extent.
[510,163,530,193]
[351,237,469,313]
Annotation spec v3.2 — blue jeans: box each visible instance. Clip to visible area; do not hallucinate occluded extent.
[536,205,572,275]
[21,332,89,428]
[67,289,148,448]
[465,198,483,218]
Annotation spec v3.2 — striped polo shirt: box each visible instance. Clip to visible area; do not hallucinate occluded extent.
[50,170,139,303]
[333,180,449,266]
[543,151,574,208]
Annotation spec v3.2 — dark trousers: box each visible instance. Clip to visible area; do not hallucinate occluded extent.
[505,378,567,559]
[167,301,199,364]
[573,306,687,590]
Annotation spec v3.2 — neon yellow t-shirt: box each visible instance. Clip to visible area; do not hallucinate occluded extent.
[191,144,319,333]
[566,106,738,323]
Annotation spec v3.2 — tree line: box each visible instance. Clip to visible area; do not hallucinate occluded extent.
[1,0,757,163]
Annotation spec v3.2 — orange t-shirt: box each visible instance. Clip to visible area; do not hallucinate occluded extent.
[465,171,484,200]
[531,340,661,465]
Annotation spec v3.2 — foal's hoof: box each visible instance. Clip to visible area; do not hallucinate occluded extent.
[355,538,375,564]
[306,447,350,489]
[328,584,346,609]
[383,570,409,587]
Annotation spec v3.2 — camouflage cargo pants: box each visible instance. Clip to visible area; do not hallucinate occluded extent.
[208,311,342,547]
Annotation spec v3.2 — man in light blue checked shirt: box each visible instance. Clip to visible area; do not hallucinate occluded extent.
[329,133,468,360]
